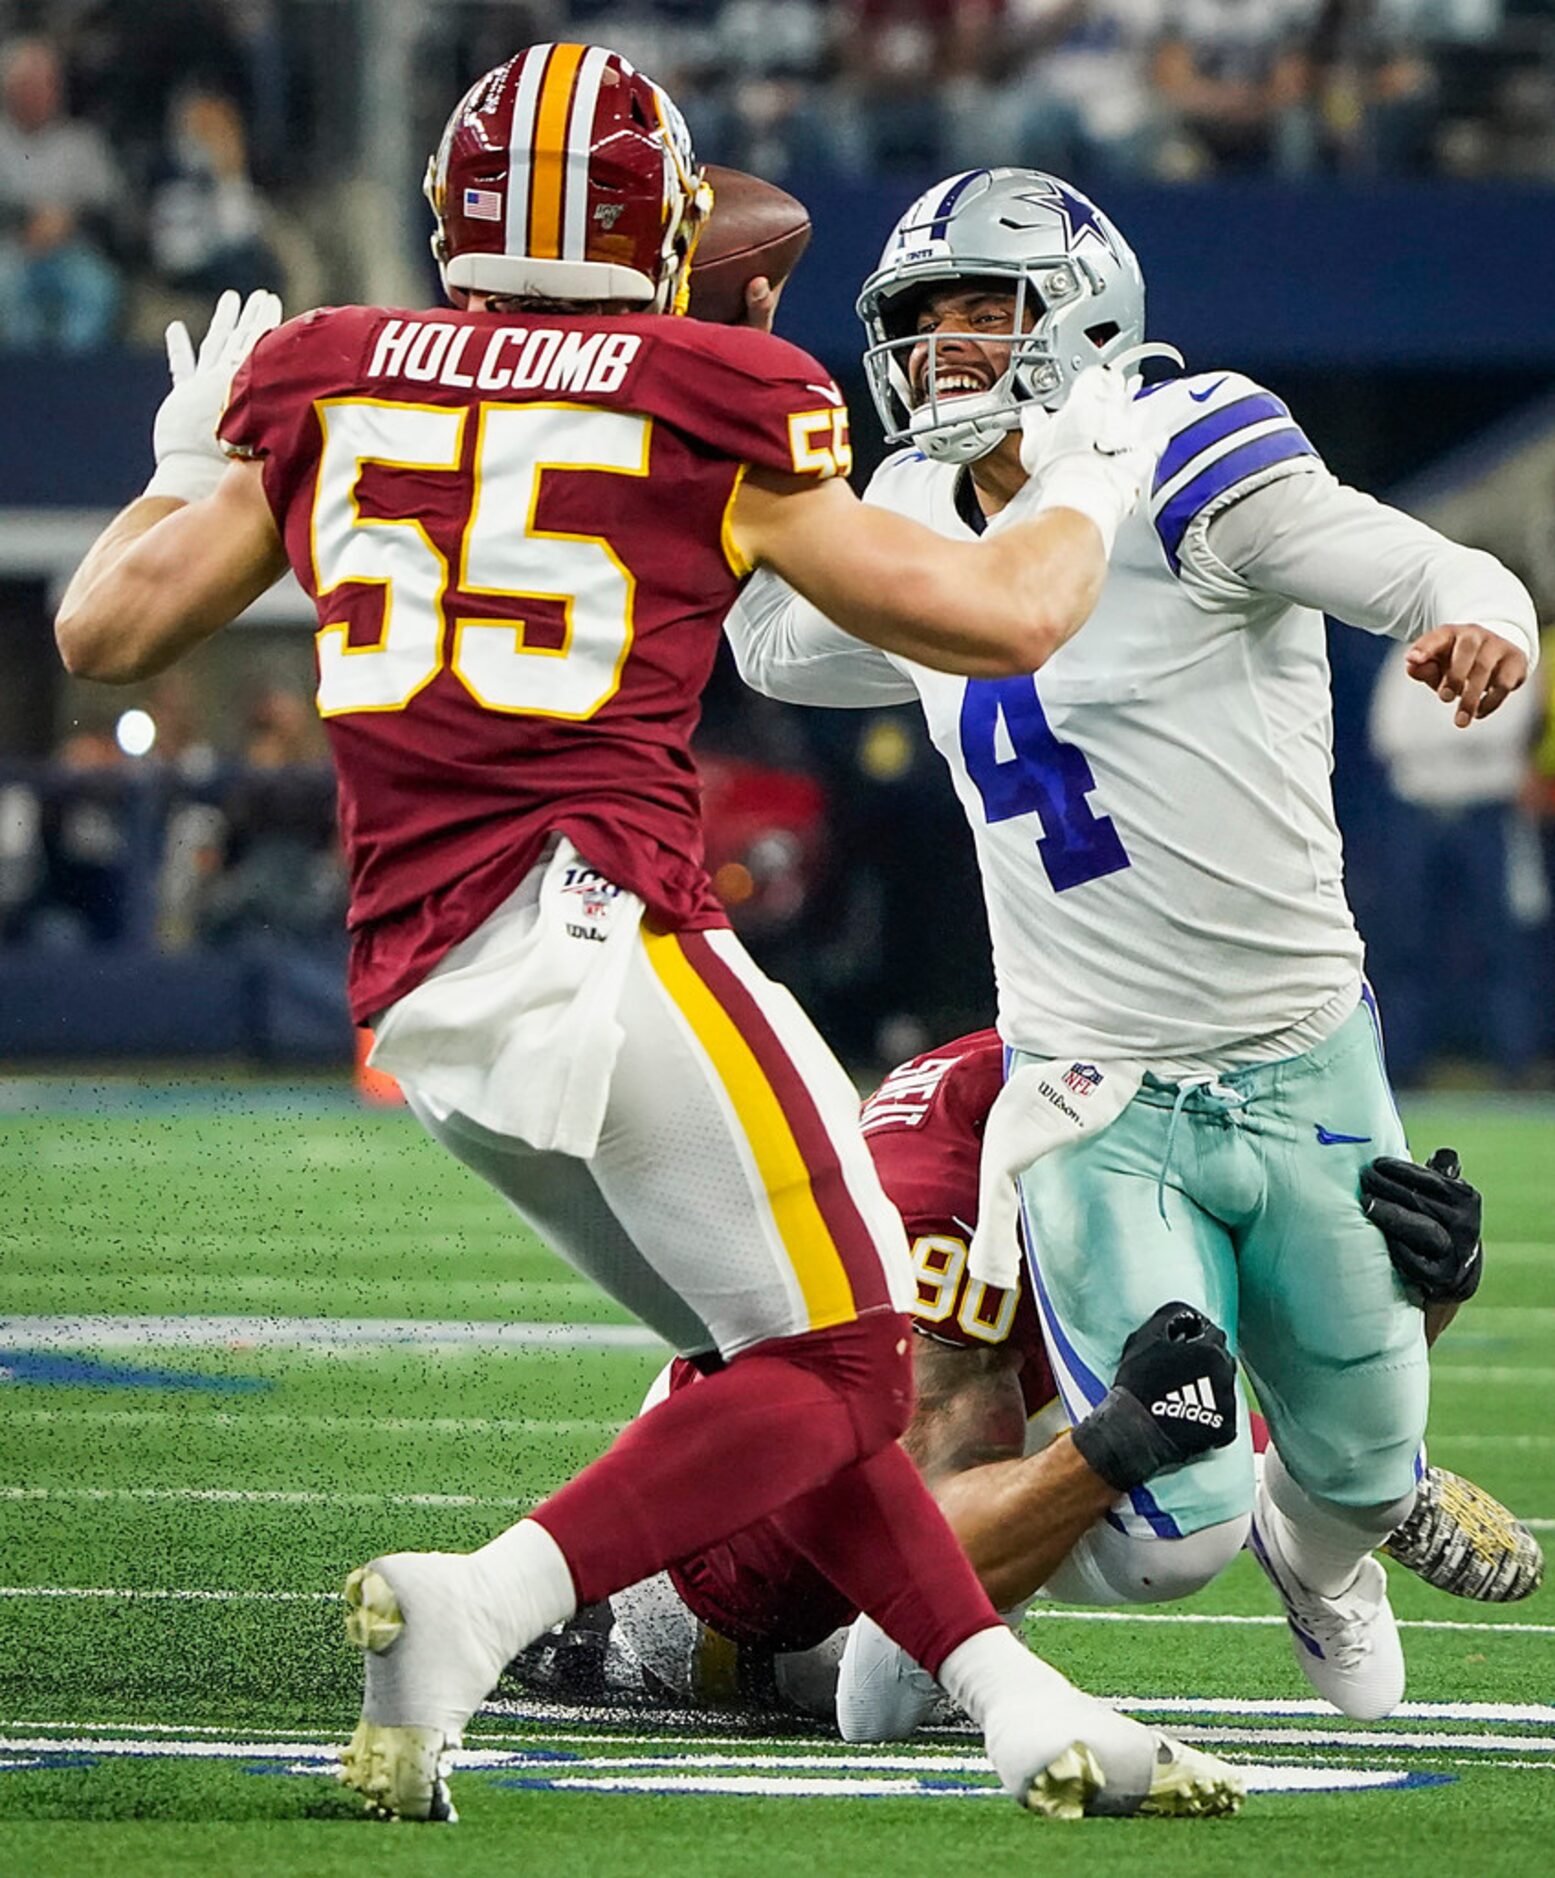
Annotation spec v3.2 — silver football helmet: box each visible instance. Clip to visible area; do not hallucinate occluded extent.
[857,167,1146,465]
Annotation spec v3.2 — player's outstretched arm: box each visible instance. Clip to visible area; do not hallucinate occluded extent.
[57,287,289,684]
[1198,472,1537,724]
[729,470,1109,678]
[57,465,289,683]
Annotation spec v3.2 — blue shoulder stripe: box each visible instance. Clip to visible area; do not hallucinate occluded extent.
[1155,427,1317,572]
[1152,390,1291,495]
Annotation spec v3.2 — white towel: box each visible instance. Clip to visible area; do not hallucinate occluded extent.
[967,1056,1145,1291]
[368,837,645,1157]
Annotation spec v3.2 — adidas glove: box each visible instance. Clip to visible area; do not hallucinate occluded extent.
[1071,1302,1238,1494]
[145,287,282,502]
[1361,1148,1483,1305]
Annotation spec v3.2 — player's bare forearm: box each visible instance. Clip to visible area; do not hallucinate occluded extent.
[730,472,1104,676]
[935,1437,1116,1612]
[903,1338,1113,1609]
[57,463,288,683]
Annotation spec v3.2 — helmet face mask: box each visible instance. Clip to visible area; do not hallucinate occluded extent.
[857,168,1145,464]
[425,44,711,315]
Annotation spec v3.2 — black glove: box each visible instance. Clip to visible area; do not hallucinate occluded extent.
[1071,1302,1238,1494]
[1361,1147,1483,1304]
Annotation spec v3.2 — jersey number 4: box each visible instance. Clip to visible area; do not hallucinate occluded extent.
[311,398,647,719]
[959,676,1130,892]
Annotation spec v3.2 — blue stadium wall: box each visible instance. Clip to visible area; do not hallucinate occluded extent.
[5,180,1553,1061]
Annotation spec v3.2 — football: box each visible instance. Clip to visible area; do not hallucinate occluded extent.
[688,165,812,325]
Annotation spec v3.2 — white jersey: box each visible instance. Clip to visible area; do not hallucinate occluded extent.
[727,370,1537,1071]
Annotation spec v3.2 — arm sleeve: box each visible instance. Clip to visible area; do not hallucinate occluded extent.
[1191,472,1540,666]
[724,566,920,707]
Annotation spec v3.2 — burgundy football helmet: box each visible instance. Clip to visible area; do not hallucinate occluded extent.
[424,43,711,313]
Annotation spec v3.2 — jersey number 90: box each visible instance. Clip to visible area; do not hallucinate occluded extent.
[310,398,648,720]
[911,1233,1017,1345]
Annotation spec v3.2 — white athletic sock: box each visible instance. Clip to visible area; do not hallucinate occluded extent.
[940,1625,1153,1809]
[467,1518,578,1662]
[1264,1449,1414,1597]
[937,1623,1076,1728]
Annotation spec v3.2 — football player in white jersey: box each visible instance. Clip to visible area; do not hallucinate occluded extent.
[725,167,1538,1726]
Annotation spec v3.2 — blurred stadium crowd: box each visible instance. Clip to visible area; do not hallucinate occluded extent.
[4,0,1555,1085]
[4,1,1555,351]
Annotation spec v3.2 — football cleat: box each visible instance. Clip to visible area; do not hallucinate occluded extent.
[337,1553,510,1823]
[1021,1734,1244,1821]
[835,1615,941,1742]
[1382,1465,1544,1603]
[1250,1487,1405,1720]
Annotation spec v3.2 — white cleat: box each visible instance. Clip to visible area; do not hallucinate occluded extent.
[1249,1494,1405,1721]
[1134,1734,1246,1818]
[1018,1732,1244,1820]
[835,1616,941,1742]
[337,1552,509,1823]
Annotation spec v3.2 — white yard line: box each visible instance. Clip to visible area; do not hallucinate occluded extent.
[0,1408,622,1436]
[1122,1696,1555,1723]
[0,1586,335,1602]
[1023,1609,1555,1636]
[0,1486,537,1509]
[1427,1366,1555,1386]
[1,1581,1551,1636]
[0,1314,661,1350]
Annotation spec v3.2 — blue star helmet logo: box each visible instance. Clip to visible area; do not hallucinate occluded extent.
[1015,179,1118,261]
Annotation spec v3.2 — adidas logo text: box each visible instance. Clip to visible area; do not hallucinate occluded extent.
[1153,1376,1223,1428]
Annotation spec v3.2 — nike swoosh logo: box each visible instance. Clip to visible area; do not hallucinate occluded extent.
[1314,1125,1373,1147]
[1188,377,1229,403]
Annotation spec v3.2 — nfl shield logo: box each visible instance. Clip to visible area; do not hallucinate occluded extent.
[464,187,502,222]
[1062,1063,1102,1097]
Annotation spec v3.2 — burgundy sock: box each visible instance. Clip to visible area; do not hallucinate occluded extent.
[770,1439,999,1677]
[532,1312,915,1608]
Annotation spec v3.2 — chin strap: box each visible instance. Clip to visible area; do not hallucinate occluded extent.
[1109,342,1185,391]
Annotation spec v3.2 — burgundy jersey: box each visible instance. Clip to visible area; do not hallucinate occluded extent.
[861,1030,1054,1417]
[220,304,853,1019]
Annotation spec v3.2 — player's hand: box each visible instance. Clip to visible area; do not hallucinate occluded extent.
[736,275,782,333]
[1405,625,1529,728]
[1361,1148,1483,1304]
[1070,1302,1238,1493]
[146,287,283,503]
[1002,364,1152,556]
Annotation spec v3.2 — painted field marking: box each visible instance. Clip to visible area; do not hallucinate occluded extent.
[0,1316,662,1351]
[1170,1724,1555,1754]
[0,1486,540,1510]
[1,1583,1552,1636]
[1428,1366,1555,1386]
[0,1408,622,1437]
[13,1697,1555,1748]
[1427,1435,1555,1449]
[1023,1609,1555,1636]
[1120,1697,1555,1724]
[0,1733,1456,1799]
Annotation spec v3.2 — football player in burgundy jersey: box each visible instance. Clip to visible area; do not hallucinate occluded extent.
[54,45,1245,1826]
[510,1033,1537,1731]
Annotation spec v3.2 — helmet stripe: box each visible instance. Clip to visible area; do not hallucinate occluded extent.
[561,44,611,262]
[503,43,553,262]
[927,169,986,240]
[529,41,588,261]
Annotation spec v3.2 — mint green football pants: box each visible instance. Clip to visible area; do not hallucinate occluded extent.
[1015,996,1428,1540]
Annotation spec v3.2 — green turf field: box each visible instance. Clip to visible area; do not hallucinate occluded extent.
[2,1083,1552,1875]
